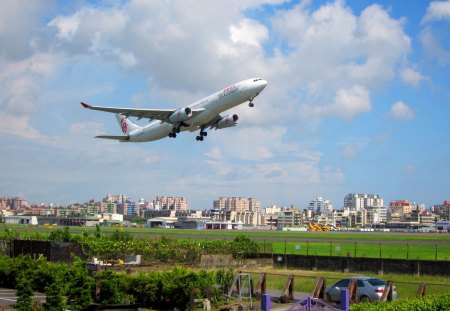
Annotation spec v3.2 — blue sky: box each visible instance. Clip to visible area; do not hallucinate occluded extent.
[1,0,449,210]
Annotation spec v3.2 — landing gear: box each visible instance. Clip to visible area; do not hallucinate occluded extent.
[196,128,207,141]
[248,93,259,107]
[169,125,181,138]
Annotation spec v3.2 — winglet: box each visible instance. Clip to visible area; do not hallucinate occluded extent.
[80,102,91,109]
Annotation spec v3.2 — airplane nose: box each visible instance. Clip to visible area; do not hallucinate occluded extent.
[260,79,268,90]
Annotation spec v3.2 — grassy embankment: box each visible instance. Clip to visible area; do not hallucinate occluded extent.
[3,225,450,260]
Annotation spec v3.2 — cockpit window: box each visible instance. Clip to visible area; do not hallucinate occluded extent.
[253,78,262,82]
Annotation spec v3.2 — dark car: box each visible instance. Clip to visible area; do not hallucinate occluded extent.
[326,276,398,303]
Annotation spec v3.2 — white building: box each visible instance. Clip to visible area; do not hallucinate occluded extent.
[264,205,281,215]
[436,221,450,232]
[344,193,384,211]
[5,215,38,225]
[366,206,388,224]
[308,197,333,214]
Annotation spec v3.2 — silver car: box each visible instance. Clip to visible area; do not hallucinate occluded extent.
[326,276,398,303]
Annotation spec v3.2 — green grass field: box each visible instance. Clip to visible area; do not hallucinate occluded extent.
[263,241,450,261]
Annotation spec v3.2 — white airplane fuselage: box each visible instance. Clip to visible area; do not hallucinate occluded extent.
[126,78,267,142]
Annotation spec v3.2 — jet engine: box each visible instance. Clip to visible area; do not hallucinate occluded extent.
[169,107,192,123]
[216,114,239,129]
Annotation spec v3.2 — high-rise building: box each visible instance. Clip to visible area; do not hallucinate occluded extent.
[0,197,29,210]
[344,193,383,211]
[213,197,261,212]
[153,196,189,211]
[308,197,333,214]
[103,194,128,204]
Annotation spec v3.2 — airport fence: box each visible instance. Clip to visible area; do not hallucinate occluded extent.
[256,240,450,261]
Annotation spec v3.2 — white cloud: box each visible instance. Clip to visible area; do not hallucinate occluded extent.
[420,27,450,65]
[323,166,345,184]
[48,14,81,41]
[423,1,450,23]
[213,126,283,161]
[205,147,222,160]
[331,85,371,120]
[0,1,50,60]
[230,19,269,48]
[340,144,359,159]
[339,138,369,160]
[304,85,371,120]
[389,101,415,121]
[401,68,428,87]
[0,111,47,141]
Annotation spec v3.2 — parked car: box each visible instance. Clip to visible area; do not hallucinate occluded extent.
[326,276,398,303]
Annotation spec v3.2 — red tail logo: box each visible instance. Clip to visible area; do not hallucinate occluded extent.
[120,116,128,134]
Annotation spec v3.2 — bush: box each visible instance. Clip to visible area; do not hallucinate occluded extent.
[231,235,258,259]
[119,266,215,309]
[350,293,450,311]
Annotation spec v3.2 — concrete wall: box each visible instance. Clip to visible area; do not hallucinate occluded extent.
[273,254,450,276]
[200,254,273,269]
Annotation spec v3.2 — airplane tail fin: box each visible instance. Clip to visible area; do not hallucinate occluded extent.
[115,114,141,135]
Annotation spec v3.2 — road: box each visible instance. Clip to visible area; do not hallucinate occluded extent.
[0,288,45,309]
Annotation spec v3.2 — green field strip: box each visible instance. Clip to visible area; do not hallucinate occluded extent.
[262,241,450,261]
[3,225,450,242]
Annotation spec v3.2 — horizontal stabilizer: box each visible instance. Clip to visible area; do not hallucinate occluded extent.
[95,135,130,141]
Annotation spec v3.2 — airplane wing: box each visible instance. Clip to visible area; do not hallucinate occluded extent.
[206,115,223,128]
[80,102,204,122]
[95,135,129,141]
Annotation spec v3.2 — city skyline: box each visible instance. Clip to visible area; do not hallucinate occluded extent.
[1,192,445,211]
[1,1,449,210]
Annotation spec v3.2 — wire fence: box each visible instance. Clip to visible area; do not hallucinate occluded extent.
[257,240,450,261]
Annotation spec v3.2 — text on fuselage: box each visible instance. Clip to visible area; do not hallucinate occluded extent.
[218,85,238,99]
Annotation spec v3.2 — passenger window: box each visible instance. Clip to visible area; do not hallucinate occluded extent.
[357,280,365,287]
[335,279,350,288]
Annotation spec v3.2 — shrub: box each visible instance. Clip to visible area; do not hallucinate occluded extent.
[350,293,450,311]
[231,235,258,259]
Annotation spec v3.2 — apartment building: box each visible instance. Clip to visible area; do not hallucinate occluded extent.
[104,194,129,204]
[0,197,29,210]
[213,197,261,212]
[308,197,333,214]
[344,193,384,211]
[154,196,189,211]
[277,210,301,227]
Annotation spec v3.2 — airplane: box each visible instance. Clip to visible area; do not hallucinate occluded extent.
[81,78,267,142]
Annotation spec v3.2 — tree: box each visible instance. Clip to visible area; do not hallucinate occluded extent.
[95,271,123,304]
[130,216,146,225]
[111,229,133,242]
[95,224,102,238]
[230,235,258,259]
[48,226,72,242]
[16,274,34,311]
[215,268,235,294]
[66,258,94,310]
[43,279,65,311]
